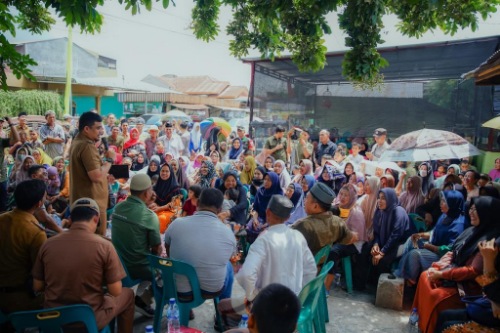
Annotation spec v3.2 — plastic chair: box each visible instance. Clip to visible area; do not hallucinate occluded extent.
[297,261,334,333]
[147,255,223,333]
[409,213,427,232]
[117,253,142,288]
[314,245,332,324]
[342,256,354,294]
[9,304,111,333]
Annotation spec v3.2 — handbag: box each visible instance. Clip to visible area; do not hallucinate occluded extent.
[462,295,500,327]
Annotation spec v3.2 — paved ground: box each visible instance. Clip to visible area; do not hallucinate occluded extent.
[132,283,415,333]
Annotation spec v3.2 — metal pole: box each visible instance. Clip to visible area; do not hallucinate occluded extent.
[64,27,73,115]
[248,62,256,138]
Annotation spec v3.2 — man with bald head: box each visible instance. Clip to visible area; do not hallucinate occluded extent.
[315,129,337,164]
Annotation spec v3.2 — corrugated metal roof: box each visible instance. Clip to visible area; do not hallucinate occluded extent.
[218,86,249,99]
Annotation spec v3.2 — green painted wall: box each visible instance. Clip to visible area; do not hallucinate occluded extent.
[73,96,95,115]
[72,95,123,118]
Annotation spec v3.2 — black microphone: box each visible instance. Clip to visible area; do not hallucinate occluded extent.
[101,136,109,151]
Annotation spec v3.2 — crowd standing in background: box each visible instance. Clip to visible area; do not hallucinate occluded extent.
[1,110,500,333]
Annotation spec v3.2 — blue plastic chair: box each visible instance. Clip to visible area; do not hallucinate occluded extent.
[9,304,111,333]
[297,261,334,333]
[147,255,223,333]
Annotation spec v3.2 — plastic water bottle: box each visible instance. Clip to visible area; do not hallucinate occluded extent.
[238,314,249,328]
[408,308,419,333]
[145,325,154,333]
[167,298,180,333]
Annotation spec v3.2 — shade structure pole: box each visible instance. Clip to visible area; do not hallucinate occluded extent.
[64,27,73,115]
[248,62,256,138]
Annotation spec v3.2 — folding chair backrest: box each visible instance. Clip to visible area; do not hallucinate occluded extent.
[409,213,427,232]
[147,255,204,306]
[118,252,142,288]
[314,245,331,266]
[299,261,333,310]
[9,304,100,333]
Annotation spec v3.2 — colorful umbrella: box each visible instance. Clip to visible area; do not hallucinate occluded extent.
[379,129,481,162]
[199,117,232,140]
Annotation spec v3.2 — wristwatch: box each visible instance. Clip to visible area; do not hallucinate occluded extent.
[103,157,114,164]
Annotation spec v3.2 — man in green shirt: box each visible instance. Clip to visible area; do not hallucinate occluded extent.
[111,173,160,317]
[1,117,20,213]
[264,125,288,162]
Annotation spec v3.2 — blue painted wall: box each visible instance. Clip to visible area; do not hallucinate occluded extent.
[73,95,123,118]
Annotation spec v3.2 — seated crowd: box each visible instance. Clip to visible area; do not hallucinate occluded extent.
[1,111,500,333]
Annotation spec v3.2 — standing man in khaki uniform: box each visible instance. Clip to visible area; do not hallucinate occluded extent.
[70,112,115,235]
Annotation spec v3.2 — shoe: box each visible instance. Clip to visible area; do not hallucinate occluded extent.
[134,296,155,318]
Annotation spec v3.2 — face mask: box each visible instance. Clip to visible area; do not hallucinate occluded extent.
[253,178,264,186]
[18,154,26,161]
[419,170,428,178]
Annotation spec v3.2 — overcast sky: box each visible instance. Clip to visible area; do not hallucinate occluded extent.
[9,3,500,88]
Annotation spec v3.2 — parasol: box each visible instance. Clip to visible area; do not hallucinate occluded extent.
[379,129,481,162]
[199,117,232,141]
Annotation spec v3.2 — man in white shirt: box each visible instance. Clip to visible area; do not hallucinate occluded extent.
[366,128,389,161]
[218,195,316,330]
[158,121,184,159]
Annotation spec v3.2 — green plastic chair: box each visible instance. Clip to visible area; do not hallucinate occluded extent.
[409,213,427,232]
[342,256,354,294]
[117,253,142,288]
[297,261,333,333]
[9,304,111,333]
[180,188,188,201]
[314,245,331,324]
[147,255,223,333]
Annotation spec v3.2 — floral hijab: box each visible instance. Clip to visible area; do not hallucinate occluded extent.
[199,160,217,188]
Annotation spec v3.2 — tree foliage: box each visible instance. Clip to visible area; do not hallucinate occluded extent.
[193,0,500,88]
[1,0,499,90]
[0,0,172,90]
[0,90,63,116]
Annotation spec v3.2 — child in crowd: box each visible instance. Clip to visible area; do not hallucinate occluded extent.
[46,166,61,197]
[181,185,202,217]
[221,188,240,231]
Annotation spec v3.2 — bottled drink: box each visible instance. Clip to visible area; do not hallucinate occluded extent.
[145,325,153,333]
[167,298,180,333]
[408,308,419,333]
[238,314,249,328]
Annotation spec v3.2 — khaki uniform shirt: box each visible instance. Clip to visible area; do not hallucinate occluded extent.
[292,211,353,255]
[69,133,108,212]
[264,135,287,161]
[0,209,46,287]
[32,223,125,311]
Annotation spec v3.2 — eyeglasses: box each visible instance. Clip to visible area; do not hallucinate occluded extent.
[469,206,477,213]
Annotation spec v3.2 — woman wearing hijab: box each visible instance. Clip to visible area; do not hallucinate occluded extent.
[419,161,435,196]
[179,155,194,177]
[170,158,189,190]
[380,173,395,189]
[319,164,346,195]
[292,159,313,183]
[284,183,306,226]
[240,155,257,185]
[263,156,275,173]
[249,166,266,203]
[301,174,316,198]
[415,188,443,231]
[122,127,146,159]
[217,171,249,226]
[147,155,161,179]
[131,152,148,171]
[246,171,283,243]
[15,155,35,185]
[197,160,217,189]
[326,184,367,290]
[358,176,381,242]
[412,196,500,333]
[399,176,426,214]
[397,190,465,285]
[189,122,202,153]
[153,164,181,207]
[32,147,52,166]
[228,138,243,161]
[52,156,70,200]
[274,159,291,193]
[369,188,411,282]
